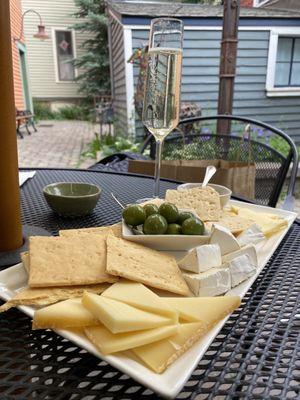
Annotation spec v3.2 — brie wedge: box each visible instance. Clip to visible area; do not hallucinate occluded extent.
[210,224,240,255]
[178,244,222,273]
[228,254,256,287]
[183,268,231,297]
[222,244,258,267]
[237,224,265,247]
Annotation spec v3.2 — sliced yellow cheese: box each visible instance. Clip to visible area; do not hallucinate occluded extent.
[132,322,205,373]
[84,324,178,355]
[230,206,288,237]
[82,292,172,334]
[163,296,241,324]
[32,298,98,329]
[101,281,178,323]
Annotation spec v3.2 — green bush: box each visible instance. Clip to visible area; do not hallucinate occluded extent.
[33,101,92,122]
[33,101,57,121]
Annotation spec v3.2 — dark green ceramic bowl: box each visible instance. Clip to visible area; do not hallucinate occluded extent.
[43,182,101,217]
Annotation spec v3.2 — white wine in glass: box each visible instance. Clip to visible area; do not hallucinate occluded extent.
[142,18,183,198]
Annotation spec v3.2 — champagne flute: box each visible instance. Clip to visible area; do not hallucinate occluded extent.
[142,18,183,198]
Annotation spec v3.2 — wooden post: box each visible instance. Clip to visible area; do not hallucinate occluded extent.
[217,0,240,135]
[0,0,23,251]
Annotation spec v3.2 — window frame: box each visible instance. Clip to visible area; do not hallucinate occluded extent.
[266,28,300,97]
[52,27,77,84]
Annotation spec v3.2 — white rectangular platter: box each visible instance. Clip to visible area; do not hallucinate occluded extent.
[0,200,297,399]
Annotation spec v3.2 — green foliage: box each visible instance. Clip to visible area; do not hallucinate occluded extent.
[81,130,141,161]
[33,101,92,121]
[72,0,110,98]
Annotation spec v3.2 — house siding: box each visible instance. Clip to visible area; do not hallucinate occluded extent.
[22,0,91,100]
[109,15,127,130]
[10,0,24,109]
[131,28,300,143]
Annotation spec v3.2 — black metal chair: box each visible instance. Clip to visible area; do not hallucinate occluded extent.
[141,115,298,210]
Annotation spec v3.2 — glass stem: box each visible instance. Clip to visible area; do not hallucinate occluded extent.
[154,138,163,198]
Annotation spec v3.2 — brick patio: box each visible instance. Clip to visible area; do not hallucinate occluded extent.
[17,120,99,169]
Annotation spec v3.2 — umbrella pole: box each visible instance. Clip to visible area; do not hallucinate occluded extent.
[0,1,23,253]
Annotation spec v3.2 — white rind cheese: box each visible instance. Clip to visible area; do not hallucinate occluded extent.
[228,254,256,287]
[222,244,258,267]
[237,224,265,247]
[178,244,222,273]
[210,224,240,256]
[183,268,231,297]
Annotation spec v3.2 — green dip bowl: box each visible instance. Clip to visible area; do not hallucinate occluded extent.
[43,182,101,217]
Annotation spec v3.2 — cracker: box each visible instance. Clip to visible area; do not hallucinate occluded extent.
[0,283,110,312]
[106,235,190,296]
[28,235,118,287]
[206,210,253,234]
[59,223,122,238]
[21,251,30,272]
[165,187,221,221]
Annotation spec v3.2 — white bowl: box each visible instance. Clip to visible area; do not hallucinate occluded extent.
[177,183,232,208]
[122,208,210,251]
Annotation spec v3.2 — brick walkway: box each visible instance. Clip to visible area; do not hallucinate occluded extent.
[17,120,99,169]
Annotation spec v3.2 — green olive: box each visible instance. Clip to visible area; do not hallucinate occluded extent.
[143,214,168,235]
[143,203,159,217]
[181,217,205,235]
[158,202,179,223]
[177,211,195,225]
[122,204,146,226]
[166,223,182,235]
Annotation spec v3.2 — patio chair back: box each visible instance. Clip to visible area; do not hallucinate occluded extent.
[142,115,298,208]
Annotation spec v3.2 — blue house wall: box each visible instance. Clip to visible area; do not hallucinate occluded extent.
[131,28,300,143]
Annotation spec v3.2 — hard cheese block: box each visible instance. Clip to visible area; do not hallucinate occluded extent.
[132,295,241,373]
[210,224,240,255]
[163,296,241,323]
[178,244,222,273]
[84,324,178,355]
[222,244,258,267]
[32,298,98,329]
[228,254,256,287]
[101,281,178,323]
[183,268,231,296]
[82,292,172,333]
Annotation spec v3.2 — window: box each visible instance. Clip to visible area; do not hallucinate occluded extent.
[54,30,75,82]
[275,37,300,87]
[254,0,270,6]
[266,29,300,97]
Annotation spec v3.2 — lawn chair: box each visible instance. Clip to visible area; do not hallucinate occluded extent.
[141,115,298,210]
[16,108,37,138]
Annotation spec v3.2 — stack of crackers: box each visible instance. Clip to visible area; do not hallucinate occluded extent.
[1,223,189,312]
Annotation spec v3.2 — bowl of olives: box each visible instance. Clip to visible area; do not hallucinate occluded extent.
[122,202,210,251]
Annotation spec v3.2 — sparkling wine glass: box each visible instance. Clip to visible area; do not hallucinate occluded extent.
[142,18,183,199]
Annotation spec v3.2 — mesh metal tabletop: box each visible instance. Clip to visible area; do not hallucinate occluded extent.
[0,169,299,400]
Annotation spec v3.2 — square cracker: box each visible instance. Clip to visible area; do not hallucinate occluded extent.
[28,235,118,287]
[59,223,122,238]
[0,283,110,312]
[106,235,190,296]
[21,251,30,272]
[165,186,221,221]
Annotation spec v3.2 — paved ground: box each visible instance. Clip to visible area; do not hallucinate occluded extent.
[17,120,299,215]
[17,120,99,169]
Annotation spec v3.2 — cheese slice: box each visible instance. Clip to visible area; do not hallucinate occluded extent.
[101,281,178,323]
[132,295,241,373]
[163,296,241,323]
[228,254,256,287]
[183,268,231,297]
[237,224,265,247]
[222,244,258,267]
[84,324,178,355]
[32,298,98,329]
[210,224,240,255]
[178,244,222,273]
[82,292,172,333]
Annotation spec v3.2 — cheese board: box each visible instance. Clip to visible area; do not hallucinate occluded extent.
[0,200,297,399]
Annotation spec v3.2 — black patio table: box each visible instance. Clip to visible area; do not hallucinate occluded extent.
[0,168,299,400]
